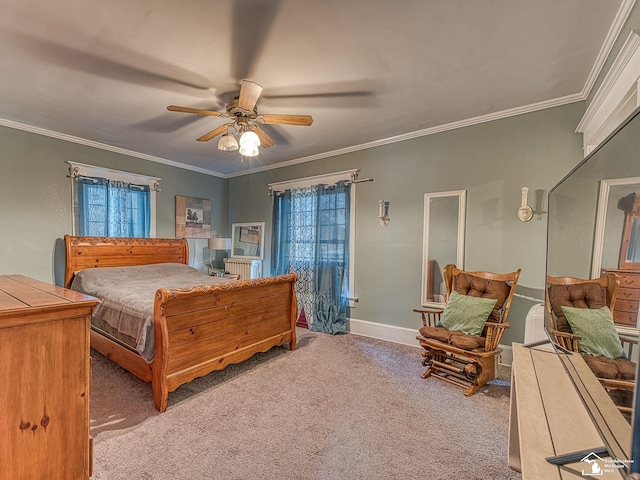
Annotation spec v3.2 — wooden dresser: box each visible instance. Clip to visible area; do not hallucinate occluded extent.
[0,275,99,480]
[603,269,640,327]
[606,193,640,328]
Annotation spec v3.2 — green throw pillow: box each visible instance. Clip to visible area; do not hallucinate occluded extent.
[561,306,625,359]
[439,291,498,336]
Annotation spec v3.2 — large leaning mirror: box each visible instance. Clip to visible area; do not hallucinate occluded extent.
[421,190,466,307]
[545,106,640,473]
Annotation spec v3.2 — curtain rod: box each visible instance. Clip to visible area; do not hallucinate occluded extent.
[268,169,373,195]
[67,167,161,192]
[352,177,373,184]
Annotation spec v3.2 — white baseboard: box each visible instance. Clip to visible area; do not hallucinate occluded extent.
[348,317,513,366]
[499,344,513,367]
[348,317,421,348]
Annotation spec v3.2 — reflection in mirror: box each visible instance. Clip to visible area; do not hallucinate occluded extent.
[231,222,265,259]
[592,177,640,329]
[546,106,640,472]
[421,190,466,306]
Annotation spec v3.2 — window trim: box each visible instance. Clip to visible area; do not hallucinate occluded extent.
[67,161,160,237]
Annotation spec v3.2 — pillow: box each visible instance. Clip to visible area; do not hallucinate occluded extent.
[561,306,625,359]
[438,291,498,336]
[453,272,510,322]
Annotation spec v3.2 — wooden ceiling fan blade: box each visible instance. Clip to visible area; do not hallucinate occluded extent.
[197,124,229,142]
[259,114,313,126]
[253,126,275,148]
[237,80,263,112]
[167,105,224,117]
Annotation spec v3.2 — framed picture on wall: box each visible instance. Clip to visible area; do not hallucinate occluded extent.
[231,222,264,259]
[175,195,211,238]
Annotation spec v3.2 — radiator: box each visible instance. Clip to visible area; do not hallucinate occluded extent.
[224,258,263,280]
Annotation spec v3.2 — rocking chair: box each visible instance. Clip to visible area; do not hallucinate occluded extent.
[415,264,521,396]
[546,273,637,414]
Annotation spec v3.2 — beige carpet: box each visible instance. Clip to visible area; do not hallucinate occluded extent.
[90,329,521,479]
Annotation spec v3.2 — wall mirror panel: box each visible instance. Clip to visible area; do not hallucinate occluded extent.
[548,109,640,328]
[546,106,640,473]
[421,190,466,307]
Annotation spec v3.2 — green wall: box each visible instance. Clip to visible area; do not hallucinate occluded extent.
[227,103,586,344]
[0,103,588,346]
[0,125,227,285]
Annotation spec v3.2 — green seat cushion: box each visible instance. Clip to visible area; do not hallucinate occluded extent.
[561,306,625,359]
[438,291,497,336]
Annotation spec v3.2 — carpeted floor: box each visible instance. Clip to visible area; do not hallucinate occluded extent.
[90,329,521,479]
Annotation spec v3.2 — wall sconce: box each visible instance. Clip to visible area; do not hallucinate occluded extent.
[379,200,390,227]
[517,187,547,222]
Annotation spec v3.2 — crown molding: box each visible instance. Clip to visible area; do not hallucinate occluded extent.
[1,89,584,181]
[227,92,584,178]
[577,29,640,139]
[0,117,226,178]
[580,0,637,99]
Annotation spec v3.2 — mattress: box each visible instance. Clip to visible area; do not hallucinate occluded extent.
[70,263,227,362]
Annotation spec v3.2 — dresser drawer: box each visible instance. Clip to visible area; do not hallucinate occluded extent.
[616,273,640,289]
[617,287,640,302]
[615,298,639,315]
[613,309,638,326]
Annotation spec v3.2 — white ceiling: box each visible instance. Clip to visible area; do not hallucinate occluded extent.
[0,0,631,177]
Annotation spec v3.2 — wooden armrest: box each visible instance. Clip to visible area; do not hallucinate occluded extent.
[485,321,508,330]
[599,377,635,390]
[549,329,580,352]
[484,322,509,351]
[619,333,638,345]
[413,308,443,327]
[413,308,444,314]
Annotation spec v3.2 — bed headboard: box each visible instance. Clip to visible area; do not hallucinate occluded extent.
[64,235,189,288]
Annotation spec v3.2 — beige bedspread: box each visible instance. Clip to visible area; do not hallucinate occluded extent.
[70,263,227,362]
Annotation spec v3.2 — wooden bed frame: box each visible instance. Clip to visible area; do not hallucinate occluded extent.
[64,235,297,412]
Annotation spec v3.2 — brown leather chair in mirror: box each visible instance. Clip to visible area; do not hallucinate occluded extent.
[415,264,521,396]
[546,273,637,415]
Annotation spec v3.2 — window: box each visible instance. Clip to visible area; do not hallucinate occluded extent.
[270,170,356,334]
[68,162,159,237]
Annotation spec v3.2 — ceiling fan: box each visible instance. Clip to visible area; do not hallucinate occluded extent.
[167,79,313,157]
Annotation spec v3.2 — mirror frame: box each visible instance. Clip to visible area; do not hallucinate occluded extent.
[421,190,466,307]
[592,176,640,276]
[231,222,265,260]
[591,176,640,332]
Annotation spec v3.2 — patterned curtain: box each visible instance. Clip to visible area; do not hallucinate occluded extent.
[271,181,350,334]
[78,176,150,237]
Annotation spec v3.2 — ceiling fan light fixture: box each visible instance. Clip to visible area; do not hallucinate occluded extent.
[239,143,260,157]
[167,80,313,159]
[218,133,239,151]
[239,129,261,148]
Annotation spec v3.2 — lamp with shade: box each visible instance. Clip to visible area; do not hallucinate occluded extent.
[208,236,232,275]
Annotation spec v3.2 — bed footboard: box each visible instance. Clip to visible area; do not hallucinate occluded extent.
[151,273,298,412]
